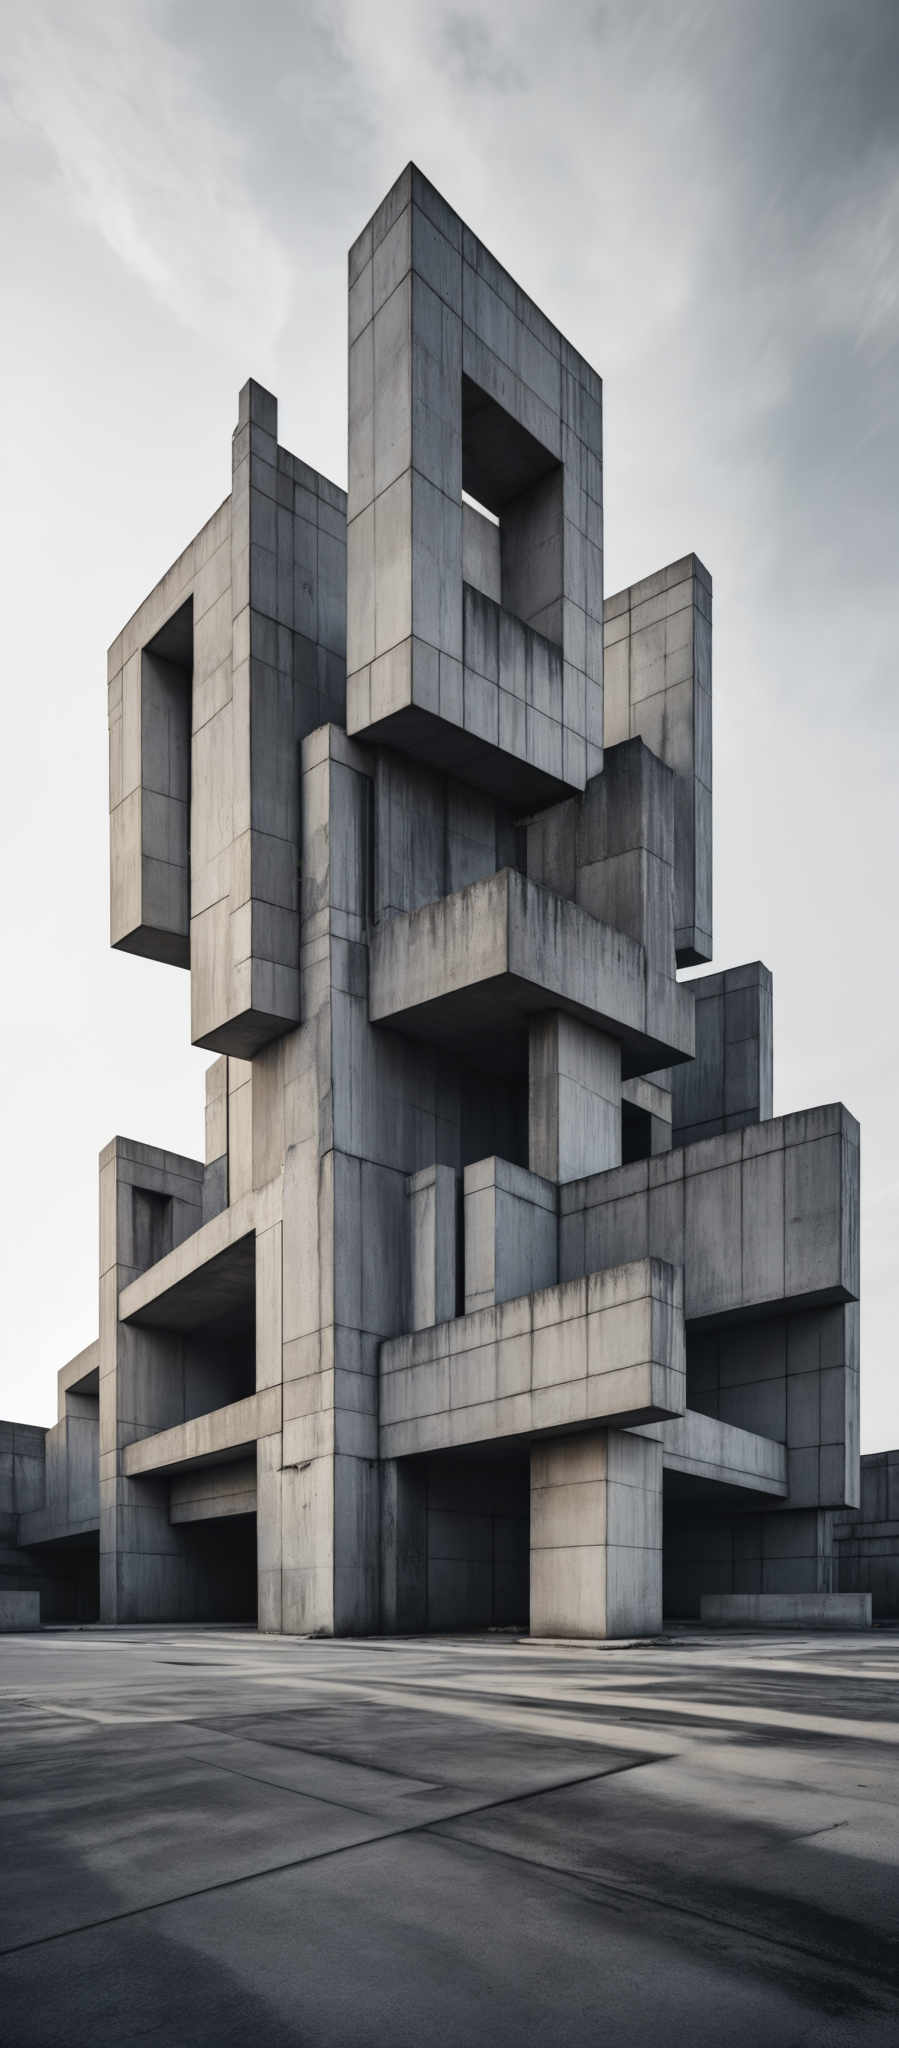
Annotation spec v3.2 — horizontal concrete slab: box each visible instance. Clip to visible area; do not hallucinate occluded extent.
[118,1196,255,1329]
[16,1509,100,1547]
[637,1410,788,1498]
[56,1341,100,1417]
[121,1391,278,1478]
[700,1592,871,1629]
[380,1257,684,1460]
[169,1457,258,1524]
[369,868,694,1078]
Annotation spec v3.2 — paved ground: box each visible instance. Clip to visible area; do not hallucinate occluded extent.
[1,1627,898,2045]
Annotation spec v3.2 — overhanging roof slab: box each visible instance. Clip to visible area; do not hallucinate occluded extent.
[370,868,694,1078]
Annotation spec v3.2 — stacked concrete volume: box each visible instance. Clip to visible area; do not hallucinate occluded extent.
[5,167,892,1638]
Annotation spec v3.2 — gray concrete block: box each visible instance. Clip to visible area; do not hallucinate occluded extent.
[0,1590,40,1630]
[700,1592,870,1629]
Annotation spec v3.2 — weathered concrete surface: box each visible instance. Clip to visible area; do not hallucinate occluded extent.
[0,1590,39,1629]
[646,1408,789,1496]
[369,866,695,1077]
[531,1428,663,1637]
[346,165,604,805]
[603,556,712,964]
[560,1104,860,1321]
[1,1628,899,2045]
[379,1258,684,1460]
[671,961,773,1147]
[121,1392,279,1479]
[836,1450,899,1618]
[701,1592,872,1629]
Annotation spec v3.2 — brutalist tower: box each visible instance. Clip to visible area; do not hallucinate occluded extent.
[6,169,863,1636]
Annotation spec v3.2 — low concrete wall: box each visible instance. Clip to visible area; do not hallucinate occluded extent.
[0,1590,40,1630]
[700,1592,871,1629]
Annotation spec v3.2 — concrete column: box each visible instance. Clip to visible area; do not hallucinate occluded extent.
[530,1429,662,1638]
[407,1166,458,1331]
[463,1157,557,1313]
[528,1012,622,1183]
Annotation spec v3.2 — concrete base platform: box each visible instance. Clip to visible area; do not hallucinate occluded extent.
[700,1592,872,1630]
[0,1590,40,1630]
[1,1627,898,2045]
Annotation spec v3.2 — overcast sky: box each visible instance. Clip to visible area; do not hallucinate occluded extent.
[1,0,897,1447]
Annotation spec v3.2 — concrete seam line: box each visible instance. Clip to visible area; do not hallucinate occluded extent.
[0,1762,654,1961]
[423,1828,899,1998]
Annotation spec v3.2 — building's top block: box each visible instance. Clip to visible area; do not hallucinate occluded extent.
[346,166,606,803]
[349,164,603,405]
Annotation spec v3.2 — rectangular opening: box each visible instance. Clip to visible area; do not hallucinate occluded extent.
[132,1187,174,1271]
[138,596,193,966]
[622,1100,654,1165]
[425,1452,530,1631]
[124,1233,257,1419]
[461,375,563,645]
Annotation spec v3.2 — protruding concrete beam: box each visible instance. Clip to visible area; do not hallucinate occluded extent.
[369,868,695,1078]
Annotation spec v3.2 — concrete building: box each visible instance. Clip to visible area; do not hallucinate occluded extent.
[2,166,891,1637]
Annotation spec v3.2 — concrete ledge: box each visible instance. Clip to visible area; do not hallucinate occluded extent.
[700,1592,871,1630]
[121,1390,278,1478]
[380,1256,685,1460]
[649,1411,788,1497]
[370,868,694,1077]
[0,1590,40,1631]
[118,1197,255,1327]
[17,1509,100,1547]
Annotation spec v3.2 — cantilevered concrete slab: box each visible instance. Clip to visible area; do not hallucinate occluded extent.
[118,1204,255,1327]
[641,1410,788,1499]
[370,867,694,1077]
[122,1391,278,1478]
[380,1258,684,1460]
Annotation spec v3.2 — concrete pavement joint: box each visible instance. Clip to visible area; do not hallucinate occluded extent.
[0,1759,654,1962]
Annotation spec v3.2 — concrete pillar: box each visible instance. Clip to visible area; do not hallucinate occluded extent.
[528,1012,622,1183]
[530,1429,662,1638]
[407,1166,458,1331]
[463,1157,557,1313]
